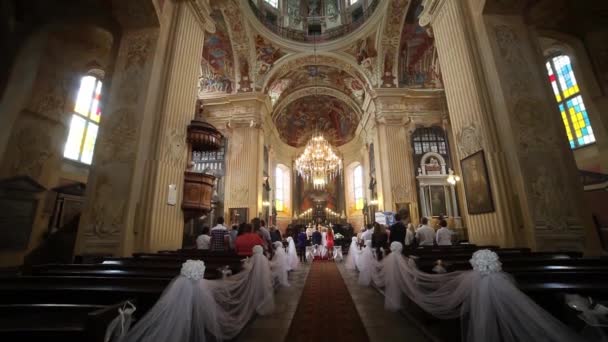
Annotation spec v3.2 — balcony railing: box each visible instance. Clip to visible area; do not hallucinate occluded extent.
[248,0,380,43]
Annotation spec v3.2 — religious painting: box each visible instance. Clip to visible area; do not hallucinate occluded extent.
[398,0,443,89]
[199,10,234,94]
[274,95,358,147]
[429,186,447,217]
[269,65,365,105]
[255,35,284,77]
[229,207,248,225]
[460,150,494,215]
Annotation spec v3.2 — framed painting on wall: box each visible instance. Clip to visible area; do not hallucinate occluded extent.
[460,150,495,215]
[229,208,248,225]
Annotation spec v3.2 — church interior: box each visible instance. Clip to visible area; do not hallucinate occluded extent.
[0,0,608,341]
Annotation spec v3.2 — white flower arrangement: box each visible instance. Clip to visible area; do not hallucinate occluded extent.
[180,260,206,280]
[253,245,264,255]
[470,249,502,275]
[335,233,344,239]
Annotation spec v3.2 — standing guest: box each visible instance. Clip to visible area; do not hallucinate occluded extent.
[297,228,308,262]
[235,223,264,256]
[311,227,322,246]
[361,224,374,242]
[306,225,314,241]
[196,226,211,250]
[371,222,388,257]
[436,219,454,246]
[389,209,411,245]
[326,228,335,259]
[229,225,239,248]
[257,219,272,249]
[270,226,282,243]
[210,217,229,251]
[415,217,436,246]
[405,221,416,246]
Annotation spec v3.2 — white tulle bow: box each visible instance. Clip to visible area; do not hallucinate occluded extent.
[180,260,206,280]
[469,249,502,275]
[390,242,403,253]
[104,301,136,342]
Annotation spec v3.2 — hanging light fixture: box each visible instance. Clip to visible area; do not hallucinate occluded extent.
[294,31,343,189]
[295,133,342,189]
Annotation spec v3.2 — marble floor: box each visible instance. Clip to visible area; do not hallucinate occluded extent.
[235,261,431,342]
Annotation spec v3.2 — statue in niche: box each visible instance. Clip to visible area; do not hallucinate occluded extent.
[425,157,441,174]
[308,0,320,16]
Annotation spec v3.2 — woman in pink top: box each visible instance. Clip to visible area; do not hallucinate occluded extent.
[326,228,335,259]
[235,223,265,256]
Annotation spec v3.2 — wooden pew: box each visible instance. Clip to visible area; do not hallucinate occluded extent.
[0,300,131,342]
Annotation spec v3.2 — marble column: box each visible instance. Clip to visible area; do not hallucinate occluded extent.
[136,0,216,253]
[420,0,601,253]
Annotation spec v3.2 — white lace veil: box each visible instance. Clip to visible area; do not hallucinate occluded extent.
[381,243,588,342]
[286,236,299,270]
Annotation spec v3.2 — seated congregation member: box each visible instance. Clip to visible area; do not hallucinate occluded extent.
[196,226,211,250]
[436,219,454,246]
[235,223,265,256]
[270,226,282,243]
[371,222,388,257]
[415,217,436,246]
[296,228,308,262]
[210,217,230,251]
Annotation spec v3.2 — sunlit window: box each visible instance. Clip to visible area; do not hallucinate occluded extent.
[64,75,103,164]
[349,0,359,5]
[545,55,595,148]
[354,165,364,210]
[275,165,290,212]
[264,0,278,8]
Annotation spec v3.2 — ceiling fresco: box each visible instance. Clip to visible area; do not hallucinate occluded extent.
[268,65,365,106]
[199,10,234,94]
[274,95,359,147]
[398,0,443,88]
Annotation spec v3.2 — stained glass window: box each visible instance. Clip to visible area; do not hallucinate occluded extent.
[546,55,595,148]
[264,0,278,8]
[64,75,103,164]
[354,165,364,210]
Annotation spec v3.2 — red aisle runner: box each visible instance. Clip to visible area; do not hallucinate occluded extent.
[284,261,369,342]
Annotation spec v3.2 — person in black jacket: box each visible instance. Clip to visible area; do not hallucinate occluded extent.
[389,208,411,245]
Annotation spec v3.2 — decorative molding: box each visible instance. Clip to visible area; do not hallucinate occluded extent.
[419,0,445,27]
[456,123,483,158]
[184,0,216,33]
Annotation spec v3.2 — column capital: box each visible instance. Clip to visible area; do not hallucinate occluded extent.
[419,0,446,27]
[179,0,216,33]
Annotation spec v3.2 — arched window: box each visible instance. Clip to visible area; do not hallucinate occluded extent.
[264,0,278,8]
[546,55,595,148]
[275,165,290,212]
[353,164,364,210]
[63,75,103,165]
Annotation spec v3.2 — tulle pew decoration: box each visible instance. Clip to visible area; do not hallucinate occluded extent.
[271,241,290,287]
[345,237,359,271]
[112,246,275,342]
[286,237,300,270]
[333,246,343,262]
[381,242,588,342]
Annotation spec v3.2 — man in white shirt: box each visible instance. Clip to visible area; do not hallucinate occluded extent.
[436,219,454,246]
[196,226,211,250]
[415,217,436,246]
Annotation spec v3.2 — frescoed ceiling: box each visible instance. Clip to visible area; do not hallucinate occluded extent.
[199,10,235,94]
[267,65,365,106]
[274,95,359,147]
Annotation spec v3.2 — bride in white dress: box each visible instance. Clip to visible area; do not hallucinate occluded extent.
[320,227,328,259]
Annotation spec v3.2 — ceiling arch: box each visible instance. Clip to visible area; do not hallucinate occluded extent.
[273,86,363,121]
[273,93,360,148]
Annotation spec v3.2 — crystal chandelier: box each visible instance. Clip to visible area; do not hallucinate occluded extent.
[295,133,342,189]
